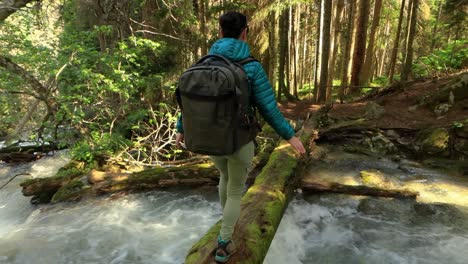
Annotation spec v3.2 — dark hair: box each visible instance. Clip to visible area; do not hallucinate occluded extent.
[219,11,247,39]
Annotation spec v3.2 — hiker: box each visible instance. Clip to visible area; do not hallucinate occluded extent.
[175,11,305,263]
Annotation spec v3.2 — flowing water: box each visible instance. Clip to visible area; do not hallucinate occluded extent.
[1,152,468,264]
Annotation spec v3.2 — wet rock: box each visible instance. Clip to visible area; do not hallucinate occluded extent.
[385,129,400,139]
[408,105,418,112]
[416,128,450,156]
[413,203,437,215]
[454,138,468,156]
[454,120,468,139]
[412,203,466,226]
[370,133,398,154]
[364,101,385,119]
[360,170,398,189]
[434,103,450,116]
[423,72,468,108]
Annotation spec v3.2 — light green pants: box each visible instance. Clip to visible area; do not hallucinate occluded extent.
[210,141,255,241]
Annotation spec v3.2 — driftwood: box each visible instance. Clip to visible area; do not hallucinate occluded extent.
[185,119,317,264]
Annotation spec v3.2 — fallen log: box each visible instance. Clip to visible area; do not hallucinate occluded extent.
[300,181,418,199]
[185,119,317,264]
[20,124,280,204]
[91,163,219,194]
[0,152,44,162]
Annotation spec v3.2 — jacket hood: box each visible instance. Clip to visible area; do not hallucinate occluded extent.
[209,38,251,61]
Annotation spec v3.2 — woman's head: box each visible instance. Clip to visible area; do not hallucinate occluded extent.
[219,11,248,39]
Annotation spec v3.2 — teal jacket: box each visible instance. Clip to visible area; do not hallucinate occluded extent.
[177,38,294,140]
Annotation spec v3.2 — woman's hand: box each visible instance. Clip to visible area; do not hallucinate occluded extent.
[175,133,184,148]
[287,136,306,155]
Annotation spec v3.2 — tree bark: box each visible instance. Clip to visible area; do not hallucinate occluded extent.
[327,0,345,102]
[0,0,36,22]
[278,9,288,101]
[361,0,383,85]
[317,0,332,103]
[268,10,277,93]
[388,0,407,83]
[350,0,370,94]
[278,8,296,101]
[339,0,355,102]
[401,0,419,82]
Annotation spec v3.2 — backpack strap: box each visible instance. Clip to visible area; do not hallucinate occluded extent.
[237,56,258,65]
[237,56,263,138]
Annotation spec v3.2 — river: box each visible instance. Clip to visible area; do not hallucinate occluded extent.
[1,151,467,264]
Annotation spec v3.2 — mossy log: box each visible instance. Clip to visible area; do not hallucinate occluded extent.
[20,165,85,204]
[185,122,316,264]
[91,163,219,194]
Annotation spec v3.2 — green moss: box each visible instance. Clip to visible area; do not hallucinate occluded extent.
[252,146,297,187]
[51,179,90,203]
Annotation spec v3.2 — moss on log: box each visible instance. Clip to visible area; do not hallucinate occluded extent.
[92,163,219,194]
[185,121,316,264]
[20,164,86,204]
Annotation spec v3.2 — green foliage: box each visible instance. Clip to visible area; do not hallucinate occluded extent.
[71,133,131,163]
[413,40,468,78]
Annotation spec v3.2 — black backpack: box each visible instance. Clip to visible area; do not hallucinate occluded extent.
[176,54,259,155]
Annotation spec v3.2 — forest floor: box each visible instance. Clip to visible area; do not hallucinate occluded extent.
[279,72,468,129]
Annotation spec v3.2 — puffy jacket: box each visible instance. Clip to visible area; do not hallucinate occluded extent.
[177,38,294,140]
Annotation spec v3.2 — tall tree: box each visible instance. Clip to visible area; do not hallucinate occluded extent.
[278,8,293,101]
[326,0,345,102]
[339,0,355,102]
[361,0,383,85]
[401,0,419,81]
[317,0,332,103]
[350,0,370,94]
[388,0,407,83]
[268,10,277,94]
[313,0,321,102]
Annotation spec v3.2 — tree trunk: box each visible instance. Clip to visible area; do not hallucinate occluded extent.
[199,0,208,55]
[378,19,391,77]
[313,0,321,102]
[317,0,332,103]
[268,10,277,93]
[278,8,296,101]
[388,0,407,83]
[339,0,355,102]
[400,0,413,77]
[401,0,419,82]
[361,0,383,86]
[327,0,345,102]
[278,9,288,101]
[350,0,370,94]
[430,0,443,51]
